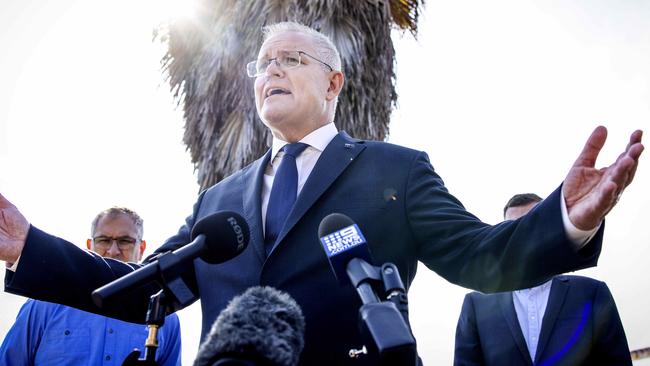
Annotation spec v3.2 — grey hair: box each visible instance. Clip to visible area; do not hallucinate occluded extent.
[262,21,342,72]
[91,207,144,240]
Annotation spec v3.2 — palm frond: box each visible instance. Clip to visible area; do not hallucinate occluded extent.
[158,0,424,190]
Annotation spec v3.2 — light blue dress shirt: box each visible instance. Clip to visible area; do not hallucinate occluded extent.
[512,279,554,362]
[0,299,181,366]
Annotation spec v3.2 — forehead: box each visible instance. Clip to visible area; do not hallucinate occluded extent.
[504,202,538,220]
[95,213,138,234]
[258,31,317,57]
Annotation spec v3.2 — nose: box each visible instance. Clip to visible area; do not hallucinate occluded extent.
[106,241,121,257]
[264,58,284,77]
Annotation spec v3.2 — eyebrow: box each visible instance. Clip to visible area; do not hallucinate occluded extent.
[258,48,300,57]
[94,235,137,239]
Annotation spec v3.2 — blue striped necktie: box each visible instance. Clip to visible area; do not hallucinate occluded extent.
[264,142,309,255]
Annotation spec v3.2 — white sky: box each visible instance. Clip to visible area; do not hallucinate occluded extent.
[0,0,648,365]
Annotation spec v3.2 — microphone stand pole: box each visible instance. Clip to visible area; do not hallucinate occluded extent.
[121,290,167,366]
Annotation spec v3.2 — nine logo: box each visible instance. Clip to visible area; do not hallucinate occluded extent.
[320,224,366,256]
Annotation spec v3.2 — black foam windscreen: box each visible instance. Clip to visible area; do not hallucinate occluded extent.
[191,211,250,264]
[317,212,354,238]
[194,286,305,366]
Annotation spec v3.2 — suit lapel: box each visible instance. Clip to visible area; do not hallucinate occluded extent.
[242,150,272,263]
[270,131,365,254]
[535,277,569,363]
[499,293,533,365]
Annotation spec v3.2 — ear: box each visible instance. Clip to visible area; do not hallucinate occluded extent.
[325,70,344,101]
[86,239,92,250]
[138,240,147,257]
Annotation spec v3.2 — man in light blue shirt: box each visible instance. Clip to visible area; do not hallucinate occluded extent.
[0,207,181,365]
[454,193,631,366]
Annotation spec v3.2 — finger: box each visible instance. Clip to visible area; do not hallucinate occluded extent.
[604,151,642,198]
[573,126,608,169]
[619,132,644,188]
[0,193,14,208]
[627,130,643,151]
[598,130,644,192]
[622,144,644,188]
[579,179,618,228]
[601,180,619,215]
[604,152,632,188]
[627,139,645,162]
[608,130,642,167]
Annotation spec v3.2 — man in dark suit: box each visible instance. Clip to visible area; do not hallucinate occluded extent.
[454,193,632,366]
[0,22,644,365]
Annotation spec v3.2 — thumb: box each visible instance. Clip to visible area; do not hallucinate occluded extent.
[0,193,15,208]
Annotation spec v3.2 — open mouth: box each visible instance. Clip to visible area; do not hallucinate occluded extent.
[265,88,291,98]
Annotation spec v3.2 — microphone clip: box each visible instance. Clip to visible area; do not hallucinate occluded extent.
[121,290,167,366]
[346,259,416,366]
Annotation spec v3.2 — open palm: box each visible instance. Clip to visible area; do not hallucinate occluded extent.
[564,127,644,230]
[0,194,29,263]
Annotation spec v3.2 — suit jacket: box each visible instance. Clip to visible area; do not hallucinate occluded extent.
[454,275,632,366]
[6,131,604,365]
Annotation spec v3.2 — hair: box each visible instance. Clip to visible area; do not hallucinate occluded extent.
[91,207,144,239]
[503,193,543,218]
[262,21,342,72]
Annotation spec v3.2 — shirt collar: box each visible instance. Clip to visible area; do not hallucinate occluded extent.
[270,122,339,159]
[515,278,554,295]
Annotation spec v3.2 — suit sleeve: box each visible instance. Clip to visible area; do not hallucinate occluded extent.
[591,282,632,365]
[405,151,603,292]
[454,293,485,366]
[0,299,44,366]
[4,192,206,323]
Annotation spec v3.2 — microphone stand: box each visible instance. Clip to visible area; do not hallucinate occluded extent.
[122,290,167,366]
[93,248,198,365]
[346,258,417,366]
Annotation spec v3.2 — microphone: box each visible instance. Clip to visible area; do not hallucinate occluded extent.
[318,213,381,304]
[193,286,305,366]
[92,211,250,308]
[317,213,373,286]
[318,213,417,366]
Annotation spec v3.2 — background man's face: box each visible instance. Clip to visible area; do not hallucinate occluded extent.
[89,213,145,262]
[254,31,332,140]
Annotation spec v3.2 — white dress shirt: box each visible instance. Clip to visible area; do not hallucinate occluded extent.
[513,279,554,361]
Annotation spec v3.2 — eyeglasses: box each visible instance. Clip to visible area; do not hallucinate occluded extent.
[92,236,139,251]
[246,50,334,78]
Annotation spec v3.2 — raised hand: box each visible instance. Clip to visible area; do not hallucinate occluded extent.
[0,193,30,264]
[564,126,644,230]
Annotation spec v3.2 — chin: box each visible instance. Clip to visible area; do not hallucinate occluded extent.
[261,110,290,127]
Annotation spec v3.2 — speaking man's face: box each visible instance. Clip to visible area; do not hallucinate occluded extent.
[254,32,333,141]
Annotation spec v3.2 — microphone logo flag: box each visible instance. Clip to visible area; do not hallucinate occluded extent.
[227,216,246,251]
[320,224,366,256]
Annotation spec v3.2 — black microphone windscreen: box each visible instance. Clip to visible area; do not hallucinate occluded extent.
[318,213,373,284]
[317,212,354,238]
[194,286,305,366]
[190,211,250,264]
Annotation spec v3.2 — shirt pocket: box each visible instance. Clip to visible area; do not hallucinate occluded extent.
[36,327,91,365]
